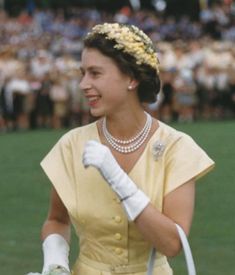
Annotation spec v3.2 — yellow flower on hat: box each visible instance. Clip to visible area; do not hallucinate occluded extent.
[86,23,160,74]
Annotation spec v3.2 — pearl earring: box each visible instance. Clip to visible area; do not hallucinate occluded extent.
[128,85,133,90]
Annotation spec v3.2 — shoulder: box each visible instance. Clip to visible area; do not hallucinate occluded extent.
[157,121,214,165]
[158,121,195,146]
[42,121,99,164]
[59,121,98,146]
[158,122,214,195]
[155,121,210,161]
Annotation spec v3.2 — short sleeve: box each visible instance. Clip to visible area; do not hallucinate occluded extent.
[40,133,76,214]
[164,134,215,196]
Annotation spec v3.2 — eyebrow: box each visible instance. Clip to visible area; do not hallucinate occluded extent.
[80,65,103,72]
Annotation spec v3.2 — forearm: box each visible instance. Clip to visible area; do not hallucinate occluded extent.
[135,204,181,257]
[41,219,71,243]
[135,181,195,257]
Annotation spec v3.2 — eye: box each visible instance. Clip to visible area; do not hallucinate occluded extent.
[90,70,101,77]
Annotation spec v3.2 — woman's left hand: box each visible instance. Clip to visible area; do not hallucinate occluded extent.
[82,140,121,183]
[82,140,150,221]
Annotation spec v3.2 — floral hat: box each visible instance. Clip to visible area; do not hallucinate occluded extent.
[86,23,160,74]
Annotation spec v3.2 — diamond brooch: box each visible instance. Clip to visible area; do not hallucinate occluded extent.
[152,140,165,160]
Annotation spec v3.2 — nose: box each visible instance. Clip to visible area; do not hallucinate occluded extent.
[79,74,92,91]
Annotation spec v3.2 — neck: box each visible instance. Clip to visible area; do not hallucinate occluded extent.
[104,109,147,140]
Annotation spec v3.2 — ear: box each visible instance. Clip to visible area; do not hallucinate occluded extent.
[127,79,139,91]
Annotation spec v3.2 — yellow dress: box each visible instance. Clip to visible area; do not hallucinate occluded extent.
[40,121,215,275]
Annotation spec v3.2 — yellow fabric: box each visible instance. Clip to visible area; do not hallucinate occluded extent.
[40,121,215,275]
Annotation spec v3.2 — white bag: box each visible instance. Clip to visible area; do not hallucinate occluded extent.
[147,224,196,275]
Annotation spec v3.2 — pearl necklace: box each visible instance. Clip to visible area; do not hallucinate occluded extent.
[102,112,152,154]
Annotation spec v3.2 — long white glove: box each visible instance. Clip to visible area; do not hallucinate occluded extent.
[26,234,70,275]
[82,140,150,221]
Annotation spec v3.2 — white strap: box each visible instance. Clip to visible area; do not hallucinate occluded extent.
[146,246,156,275]
[147,223,196,275]
[175,224,196,275]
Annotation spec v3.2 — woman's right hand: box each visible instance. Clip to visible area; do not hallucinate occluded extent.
[43,264,71,274]
[26,264,71,274]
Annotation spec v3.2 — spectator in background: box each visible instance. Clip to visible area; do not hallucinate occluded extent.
[173,69,197,122]
[4,69,31,130]
[30,50,53,80]
[49,74,70,129]
[34,73,53,128]
[159,70,175,122]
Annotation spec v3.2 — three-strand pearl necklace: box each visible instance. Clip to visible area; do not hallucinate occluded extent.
[102,112,152,154]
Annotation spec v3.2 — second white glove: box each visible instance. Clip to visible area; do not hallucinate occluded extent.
[82,140,150,221]
[25,234,70,275]
[42,234,70,274]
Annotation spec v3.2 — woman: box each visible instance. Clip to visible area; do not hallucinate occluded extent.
[28,23,214,275]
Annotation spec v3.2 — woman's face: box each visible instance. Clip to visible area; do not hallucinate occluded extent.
[79,48,132,117]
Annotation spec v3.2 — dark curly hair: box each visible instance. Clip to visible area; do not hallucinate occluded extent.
[83,33,161,103]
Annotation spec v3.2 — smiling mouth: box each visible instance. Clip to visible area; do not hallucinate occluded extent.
[87,96,101,107]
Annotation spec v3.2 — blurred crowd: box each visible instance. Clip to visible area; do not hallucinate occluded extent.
[0,1,235,132]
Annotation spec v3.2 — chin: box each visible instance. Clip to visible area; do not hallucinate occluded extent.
[90,108,104,118]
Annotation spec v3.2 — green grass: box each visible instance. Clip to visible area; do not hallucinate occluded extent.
[0,121,234,275]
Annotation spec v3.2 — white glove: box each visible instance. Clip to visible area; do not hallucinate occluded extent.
[25,234,70,275]
[42,234,70,273]
[82,140,150,221]
[26,265,70,275]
